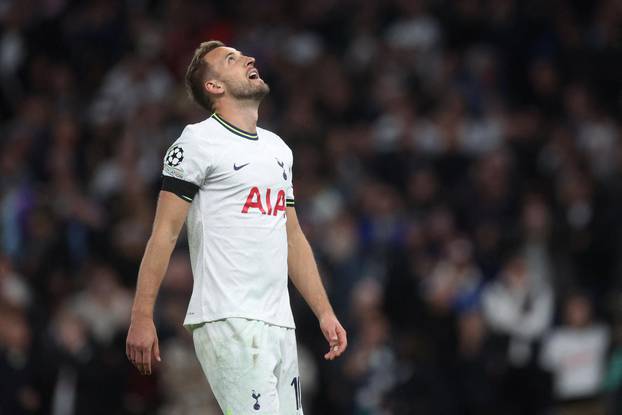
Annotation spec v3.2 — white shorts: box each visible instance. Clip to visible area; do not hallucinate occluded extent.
[191,318,304,415]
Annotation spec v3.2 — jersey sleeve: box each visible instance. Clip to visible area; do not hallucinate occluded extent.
[286,148,295,207]
[161,126,208,202]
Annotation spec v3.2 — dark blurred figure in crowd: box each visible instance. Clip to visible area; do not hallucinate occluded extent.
[0,303,41,414]
[454,309,503,415]
[45,307,128,415]
[344,278,394,414]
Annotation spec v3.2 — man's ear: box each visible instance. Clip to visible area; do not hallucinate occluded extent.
[205,80,224,96]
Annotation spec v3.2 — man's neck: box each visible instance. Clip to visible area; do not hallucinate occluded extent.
[214,101,259,133]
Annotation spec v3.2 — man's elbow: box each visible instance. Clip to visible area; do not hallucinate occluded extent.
[287,228,306,249]
[149,227,180,247]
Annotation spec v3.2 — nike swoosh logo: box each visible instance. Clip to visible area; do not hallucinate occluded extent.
[233,162,250,171]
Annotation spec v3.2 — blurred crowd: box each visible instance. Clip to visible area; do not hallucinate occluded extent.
[1,0,622,414]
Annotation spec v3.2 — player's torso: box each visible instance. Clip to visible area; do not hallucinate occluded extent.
[192,120,293,227]
[178,117,296,328]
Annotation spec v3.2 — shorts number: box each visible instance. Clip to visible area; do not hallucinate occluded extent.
[290,376,302,410]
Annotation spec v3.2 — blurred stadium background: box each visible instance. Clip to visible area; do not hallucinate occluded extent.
[1,0,622,414]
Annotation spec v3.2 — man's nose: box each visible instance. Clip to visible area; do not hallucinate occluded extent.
[246,57,255,67]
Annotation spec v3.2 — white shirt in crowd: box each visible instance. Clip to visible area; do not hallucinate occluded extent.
[541,325,610,400]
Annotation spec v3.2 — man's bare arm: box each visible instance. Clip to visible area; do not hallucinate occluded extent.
[126,191,191,375]
[286,207,347,360]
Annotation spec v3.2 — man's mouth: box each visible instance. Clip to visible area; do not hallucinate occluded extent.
[247,69,260,80]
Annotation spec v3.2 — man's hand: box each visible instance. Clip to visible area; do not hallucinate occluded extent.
[126,316,161,375]
[319,313,347,360]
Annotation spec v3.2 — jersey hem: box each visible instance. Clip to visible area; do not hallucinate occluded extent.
[183,313,296,330]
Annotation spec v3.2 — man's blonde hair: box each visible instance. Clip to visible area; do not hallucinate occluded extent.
[185,40,225,112]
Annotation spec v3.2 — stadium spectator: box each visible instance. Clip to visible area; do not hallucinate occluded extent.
[541,292,610,415]
[604,317,622,414]
[482,254,554,414]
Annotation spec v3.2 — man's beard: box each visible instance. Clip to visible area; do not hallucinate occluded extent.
[228,79,270,102]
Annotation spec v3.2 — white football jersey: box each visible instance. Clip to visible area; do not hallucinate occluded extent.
[162,113,295,328]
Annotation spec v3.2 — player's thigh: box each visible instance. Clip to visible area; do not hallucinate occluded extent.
[192,319,280,414]
[277,328,304,414]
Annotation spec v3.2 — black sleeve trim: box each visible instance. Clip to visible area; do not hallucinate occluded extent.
[162,176,199,202]
[286,198,295,207]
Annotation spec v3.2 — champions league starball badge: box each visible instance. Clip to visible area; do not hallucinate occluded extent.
[166,146,184,167]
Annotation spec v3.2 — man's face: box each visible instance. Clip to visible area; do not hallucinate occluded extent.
[204,46,269,102]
